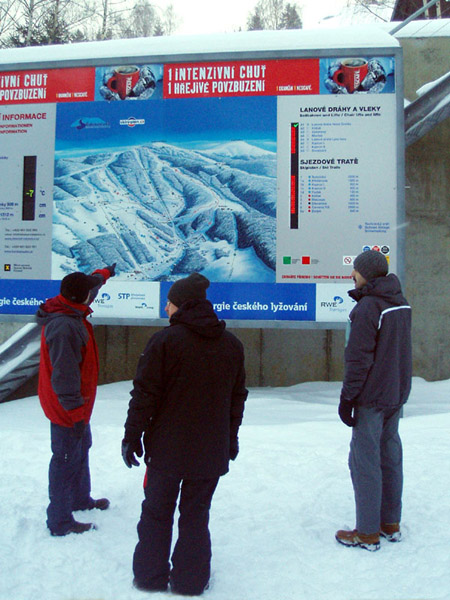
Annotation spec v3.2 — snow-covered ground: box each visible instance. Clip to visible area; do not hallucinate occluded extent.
[1,376,450,600]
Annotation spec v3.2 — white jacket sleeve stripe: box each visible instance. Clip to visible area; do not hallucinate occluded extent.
[378,305,411,330]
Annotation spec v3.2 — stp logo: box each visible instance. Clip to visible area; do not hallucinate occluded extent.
[118,293,131,300]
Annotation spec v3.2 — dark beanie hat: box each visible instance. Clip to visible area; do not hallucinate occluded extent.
[167,273,210,307]
[353,250,388,281]
[60,272,100,304]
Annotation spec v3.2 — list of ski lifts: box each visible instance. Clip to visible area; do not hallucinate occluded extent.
[277,93,398,282]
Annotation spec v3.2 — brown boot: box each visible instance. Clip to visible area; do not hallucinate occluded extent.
[335,528,380,551]
[51,521,97,536]
[380,522,401,542]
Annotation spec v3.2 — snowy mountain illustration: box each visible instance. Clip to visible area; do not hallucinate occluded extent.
[52,141,276,282]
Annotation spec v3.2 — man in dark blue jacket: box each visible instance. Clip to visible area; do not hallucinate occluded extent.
[122,273,247,595]
[335,250,412,551]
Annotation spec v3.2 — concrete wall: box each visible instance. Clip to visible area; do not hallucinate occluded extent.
[399,34,450,381]
[0,323,345,394]
[92,326,345,388]
[1,30,449,397]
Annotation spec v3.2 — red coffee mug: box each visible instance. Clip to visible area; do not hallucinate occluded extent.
[332,58,368,93]
[106,65,140,99]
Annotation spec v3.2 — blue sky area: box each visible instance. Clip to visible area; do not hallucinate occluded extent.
[55,96,277,155]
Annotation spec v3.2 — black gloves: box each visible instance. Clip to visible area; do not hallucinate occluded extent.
[338,398,356,427]
[230,437,239,461]
[106,263,116,277]
[73,420,86,439]
[122,438,143,468]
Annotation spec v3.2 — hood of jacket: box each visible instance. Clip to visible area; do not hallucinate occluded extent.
[36,294,92,326]
[348,273,407,306]
[169,298,226,339]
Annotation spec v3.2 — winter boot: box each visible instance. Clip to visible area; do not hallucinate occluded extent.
[380,522,401,542]
[51,521,97,536]
[133,578,168,593]
[92,498,110,510]
[335,528,380,551]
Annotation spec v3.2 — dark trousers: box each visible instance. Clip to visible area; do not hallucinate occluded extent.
[349,406,403,535]
[133,465,219,595]
[47,422,94,535]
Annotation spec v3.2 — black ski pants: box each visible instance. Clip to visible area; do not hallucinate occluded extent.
[133,465,219,595]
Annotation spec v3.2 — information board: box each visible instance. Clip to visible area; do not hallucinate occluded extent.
[0,52,402,324]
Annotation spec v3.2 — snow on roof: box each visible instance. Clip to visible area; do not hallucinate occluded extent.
[385,17,450,37]
[0,26,400,69]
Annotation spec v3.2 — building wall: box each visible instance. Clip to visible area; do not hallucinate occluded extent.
[2,31,449,396]
[93,325,345,388]
[399,34,450,381]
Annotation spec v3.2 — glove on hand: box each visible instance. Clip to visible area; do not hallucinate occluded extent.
[122,438,143,468]
[229,437,239,461]
[73,420,86,439]
[106,263,116,277]
[338,399,356,427]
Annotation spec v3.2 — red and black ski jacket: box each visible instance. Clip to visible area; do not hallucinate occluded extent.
[36,269,110,427]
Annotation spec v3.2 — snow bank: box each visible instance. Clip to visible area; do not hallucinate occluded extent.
[1,376,450,599]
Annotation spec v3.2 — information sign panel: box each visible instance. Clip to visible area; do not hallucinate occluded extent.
[0,50,403,325]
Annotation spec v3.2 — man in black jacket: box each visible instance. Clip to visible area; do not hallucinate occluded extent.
[122,273,248,595]
[335,250,412,552]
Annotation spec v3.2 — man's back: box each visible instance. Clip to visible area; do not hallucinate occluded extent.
[129,299,247,479]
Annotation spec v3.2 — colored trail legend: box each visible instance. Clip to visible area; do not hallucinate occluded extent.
[290,122,299,229]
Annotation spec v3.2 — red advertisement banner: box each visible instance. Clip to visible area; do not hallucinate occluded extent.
[164,59,320,99]
[0,67,95,105]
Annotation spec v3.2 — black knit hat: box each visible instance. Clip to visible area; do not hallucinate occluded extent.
[60,272,100,304]
[353,250,388,281]
[167,273,210,307]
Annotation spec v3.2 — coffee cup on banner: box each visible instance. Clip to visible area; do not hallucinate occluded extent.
[332,58,369,93]
[106,66,140,99]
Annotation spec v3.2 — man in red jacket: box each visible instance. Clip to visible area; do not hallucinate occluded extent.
[36,264,115,536]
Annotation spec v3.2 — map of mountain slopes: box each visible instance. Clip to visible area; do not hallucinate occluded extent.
[52,141,276,282]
